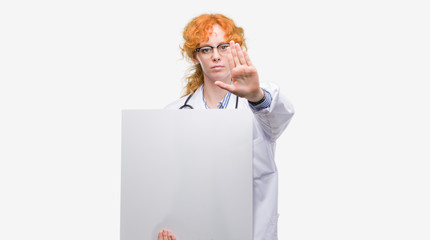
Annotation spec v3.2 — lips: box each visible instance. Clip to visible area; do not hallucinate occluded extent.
[211,65,224,70]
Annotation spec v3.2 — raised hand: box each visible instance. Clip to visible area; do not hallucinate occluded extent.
[215,40,264,102]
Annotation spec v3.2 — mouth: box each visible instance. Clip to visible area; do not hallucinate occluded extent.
[211,65,224,70]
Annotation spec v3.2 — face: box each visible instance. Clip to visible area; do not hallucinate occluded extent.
[194,24,231,84]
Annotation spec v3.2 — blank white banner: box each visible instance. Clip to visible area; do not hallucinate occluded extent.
[121,110,253,240]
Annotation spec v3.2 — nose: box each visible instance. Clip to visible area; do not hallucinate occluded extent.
[211,48,221,61]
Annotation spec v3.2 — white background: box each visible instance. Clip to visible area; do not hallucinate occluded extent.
[1,0,429,239]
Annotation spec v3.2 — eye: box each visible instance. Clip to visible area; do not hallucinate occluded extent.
[219,44,230,51]
[200,47,212,54]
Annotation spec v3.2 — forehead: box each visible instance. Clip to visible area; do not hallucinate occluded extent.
[199,24,226,46]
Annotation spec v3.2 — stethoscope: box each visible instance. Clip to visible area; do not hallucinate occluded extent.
[179,92,239,109]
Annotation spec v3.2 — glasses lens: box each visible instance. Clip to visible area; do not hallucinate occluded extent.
[217,43,230,55]
[199,47,212,54]
[196,43,230,57]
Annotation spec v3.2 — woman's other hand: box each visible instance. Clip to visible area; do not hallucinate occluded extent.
[158,229,177,240]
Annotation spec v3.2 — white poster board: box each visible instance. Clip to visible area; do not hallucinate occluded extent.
[121,110,253,240]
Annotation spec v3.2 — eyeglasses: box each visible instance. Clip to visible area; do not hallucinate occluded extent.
[194,43,230,57]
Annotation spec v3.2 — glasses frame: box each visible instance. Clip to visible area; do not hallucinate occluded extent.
[194,43,230,56]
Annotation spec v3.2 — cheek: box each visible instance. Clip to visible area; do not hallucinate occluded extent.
[199,60,211,71]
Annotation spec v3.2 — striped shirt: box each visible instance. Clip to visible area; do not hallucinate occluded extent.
[201,85,232,109]
[201,85,272,111]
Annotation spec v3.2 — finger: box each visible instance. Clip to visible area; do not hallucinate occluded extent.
[158,231,163,240]
[235,43,246,66]
[243,47,253,67]
[230,40,240,67]
[171,235,177,240]
[215,81,235,93]
[163,230,168,240]
[226,46,235,71]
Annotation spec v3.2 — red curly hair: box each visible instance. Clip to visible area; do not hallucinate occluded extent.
[180,13,246,96]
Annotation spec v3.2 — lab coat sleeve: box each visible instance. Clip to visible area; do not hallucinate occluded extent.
[250,82,295,142]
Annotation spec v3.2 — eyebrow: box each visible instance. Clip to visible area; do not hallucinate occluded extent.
[199,42,229,48]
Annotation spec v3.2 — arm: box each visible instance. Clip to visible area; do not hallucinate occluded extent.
[215,41,294,141]
[250,82,295,142]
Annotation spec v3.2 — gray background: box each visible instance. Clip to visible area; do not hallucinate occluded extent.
[0,0,429,239]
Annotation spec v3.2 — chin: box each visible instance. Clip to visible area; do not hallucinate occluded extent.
[208,78,229,85]
[208,72,230,82]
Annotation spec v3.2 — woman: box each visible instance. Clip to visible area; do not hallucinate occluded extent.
[162,13,294,240]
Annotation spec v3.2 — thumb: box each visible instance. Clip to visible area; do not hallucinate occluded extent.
[215,81,235,92]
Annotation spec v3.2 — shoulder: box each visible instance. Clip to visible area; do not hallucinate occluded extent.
[260,82,280,94]
[254,81,295,115]
[165,87,204,109]
[260,81,292,105]
[164,94,191,109]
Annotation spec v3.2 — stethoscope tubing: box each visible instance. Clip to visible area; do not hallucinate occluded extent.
[179,93,238,109]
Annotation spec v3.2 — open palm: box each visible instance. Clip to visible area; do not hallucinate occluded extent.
[215,41,264,102]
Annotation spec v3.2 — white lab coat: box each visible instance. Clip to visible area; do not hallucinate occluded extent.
[165,82,294,240]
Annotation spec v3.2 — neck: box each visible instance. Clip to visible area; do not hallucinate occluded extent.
[203,79,229,109]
